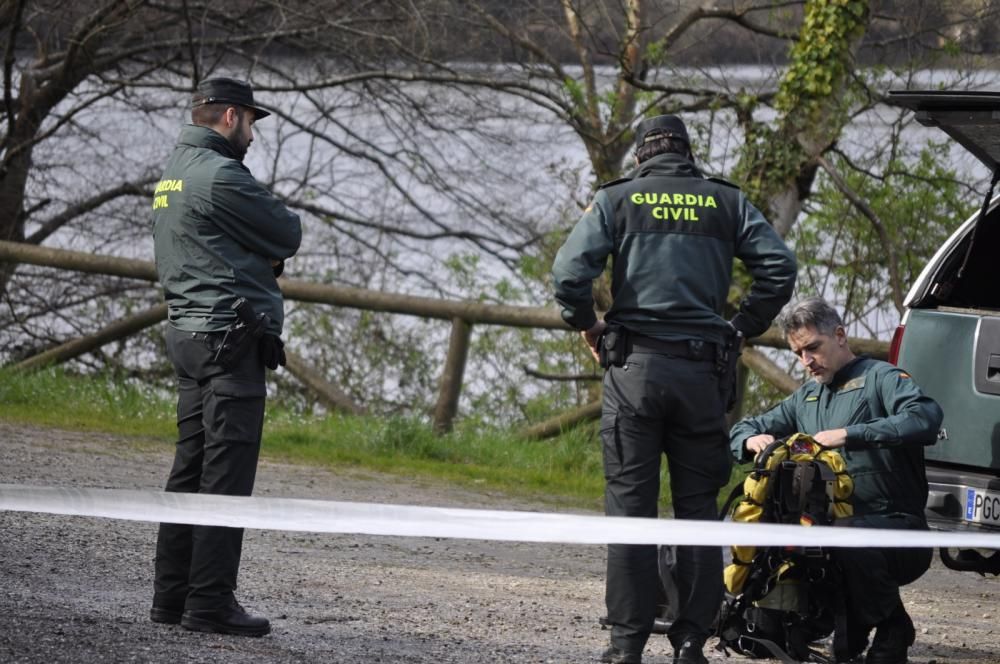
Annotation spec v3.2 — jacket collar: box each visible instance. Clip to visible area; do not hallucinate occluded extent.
[177,124,239,160]
[632,152,703,179]
[828,355,868,390]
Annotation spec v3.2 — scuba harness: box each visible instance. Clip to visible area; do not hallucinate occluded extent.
[715,434,854,663]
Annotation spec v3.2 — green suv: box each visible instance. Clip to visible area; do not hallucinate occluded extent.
[889,90,1000,575]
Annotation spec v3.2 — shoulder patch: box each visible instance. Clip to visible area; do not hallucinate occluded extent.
[706,176,740,190]
[840,376,866,392]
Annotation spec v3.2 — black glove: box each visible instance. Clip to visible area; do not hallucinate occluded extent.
[272,260,285,278]
[260,334,286,370]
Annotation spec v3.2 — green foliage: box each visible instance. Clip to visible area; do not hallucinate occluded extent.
[791,141,972,327]
[284,302,440,415]
[444,252,483,294]
[736,122,801,209]
[643,40,667,67]
[563,76,587,111]
[423,226,605,426]
[941,39,962,58]
[737,0,869,208]
[774,0,869,121]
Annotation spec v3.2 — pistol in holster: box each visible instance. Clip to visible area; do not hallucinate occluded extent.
[598,324,627,369]
[715,327,744,411]
[212,297,270,370]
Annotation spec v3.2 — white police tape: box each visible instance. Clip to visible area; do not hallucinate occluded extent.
[2,483,1000,549]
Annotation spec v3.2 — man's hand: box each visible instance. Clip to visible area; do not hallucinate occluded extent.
[581,320,606,362]
[812,428,848,449]
[746,434,775,456]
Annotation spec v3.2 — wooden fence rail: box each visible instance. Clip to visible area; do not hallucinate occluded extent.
[0,240,889,436]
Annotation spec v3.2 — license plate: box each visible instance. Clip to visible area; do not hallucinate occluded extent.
[964,488,1000,525]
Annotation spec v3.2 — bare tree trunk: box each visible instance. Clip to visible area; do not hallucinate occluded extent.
[0,0,140,296]
[735,0,872,237]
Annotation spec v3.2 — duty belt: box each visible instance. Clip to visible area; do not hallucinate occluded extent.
[627,334,715,361]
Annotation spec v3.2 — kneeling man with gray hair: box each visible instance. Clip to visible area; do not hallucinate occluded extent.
[730,297,943,663]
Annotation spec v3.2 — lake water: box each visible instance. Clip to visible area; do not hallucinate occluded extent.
[8,64,1000,414]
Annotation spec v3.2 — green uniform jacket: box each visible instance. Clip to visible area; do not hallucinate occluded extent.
[152,124,302,335]
[730,356,944,517]
[551,153,796,343]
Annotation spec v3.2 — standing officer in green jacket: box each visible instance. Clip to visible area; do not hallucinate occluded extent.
[552,115,796,664]
[150,77,302,637]
[730,297,943,664]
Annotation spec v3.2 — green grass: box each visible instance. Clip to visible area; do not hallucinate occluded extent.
[0,368,607,509]
[0,367,746,511]
[0,367,177,437]
[264,412,606,508]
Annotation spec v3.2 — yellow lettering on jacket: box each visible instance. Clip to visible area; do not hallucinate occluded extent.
[652,206,699,221]
[630,190,716,222]
[152,179,183,210]
[154,179,184,194]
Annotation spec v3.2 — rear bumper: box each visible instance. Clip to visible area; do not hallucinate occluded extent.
[925,464,1000,532]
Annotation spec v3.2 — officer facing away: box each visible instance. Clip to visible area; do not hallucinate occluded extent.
[150,77,302,637]
[552,115,796,664]
[730,297,942,664]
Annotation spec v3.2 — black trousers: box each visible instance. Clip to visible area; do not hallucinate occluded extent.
[600,350,732,653]
[831,513,933,628]
[153,325,267,611]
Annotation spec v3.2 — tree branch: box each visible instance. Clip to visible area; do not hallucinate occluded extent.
[25,177,157,245]
[648,2,800,58]
[289,198,539,254]
[815,153,904,315]
[1,0,26,153]
[468,4,569,83]
[561,0,601,130]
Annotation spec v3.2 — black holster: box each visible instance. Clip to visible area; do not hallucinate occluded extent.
[212,298,270,370]
[716,327,744,411]
[598,324,627,369]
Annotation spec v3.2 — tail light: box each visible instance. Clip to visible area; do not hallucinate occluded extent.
[888,325,905,365]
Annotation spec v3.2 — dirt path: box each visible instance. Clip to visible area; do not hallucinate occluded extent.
[1,422,998,663]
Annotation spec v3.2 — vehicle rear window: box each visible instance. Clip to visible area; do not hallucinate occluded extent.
[927,206,1000,310]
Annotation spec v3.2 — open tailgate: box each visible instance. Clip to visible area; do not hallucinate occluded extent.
[889,90,1000,172]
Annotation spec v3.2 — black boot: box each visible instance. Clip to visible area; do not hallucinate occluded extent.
[674,638,708,664]
[150,592,186,625]
[865,604,914,664]
[149,606,183,624]
[837,614,872,662]
[600,644,643,663]
[181,600,270,637]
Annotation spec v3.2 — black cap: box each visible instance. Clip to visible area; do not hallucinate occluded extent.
[634,114,689,149]
[192,77,270,120]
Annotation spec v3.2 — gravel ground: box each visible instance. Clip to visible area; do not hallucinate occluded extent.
[1,421,999,663]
